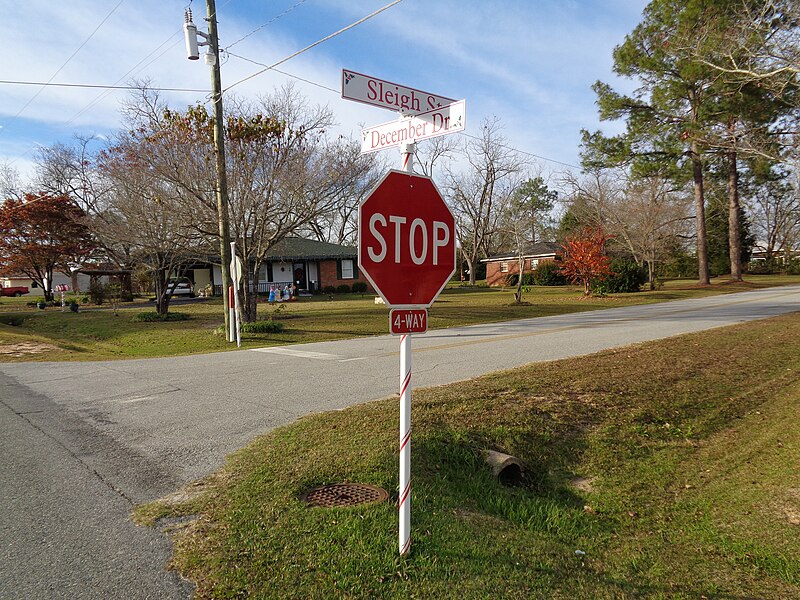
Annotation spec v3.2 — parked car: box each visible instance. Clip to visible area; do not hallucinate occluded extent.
[1,286,29,297]
[166,278,194,297]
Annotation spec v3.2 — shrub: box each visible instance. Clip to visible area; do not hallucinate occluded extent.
[322,285,337,294]
[532,262,566,286]
[241,319,284,334]
[336,284,351,294]
[659,252,697,278]
[591,258,647,294]
[785,259,800,275]
[351,281,368,294]
[134,312,190,322]
[89,280,105,305]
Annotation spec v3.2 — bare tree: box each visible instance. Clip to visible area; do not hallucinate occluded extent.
[303,138,385,246]
[414,136,460,178]
[0,161,22,200]
[446,118,526,285]
[117,83,370,321]
[34,136,110,214]
[746,161,800,262]
[95,146,204,315]
[565,169,692,288]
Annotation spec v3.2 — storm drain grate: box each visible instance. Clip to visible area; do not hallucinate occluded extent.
[302,483,389,508]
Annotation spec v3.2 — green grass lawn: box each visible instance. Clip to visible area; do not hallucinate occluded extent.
[2,275,799,362]
[136,312,800,599]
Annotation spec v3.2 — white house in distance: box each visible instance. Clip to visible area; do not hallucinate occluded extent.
[0,271,91,297]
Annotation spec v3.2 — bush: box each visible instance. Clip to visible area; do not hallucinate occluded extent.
[336,284,351,294]
[134,312,190,322]
[240,319,284,334]
[322,285,337,294]
[89,280,105,305]
[592,258,647,294]
[659,252,697,278]
[351,281,368,294]
[532,262,566,286]
[785,259,800,275]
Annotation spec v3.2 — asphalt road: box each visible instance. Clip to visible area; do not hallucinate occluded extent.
[2,284,799,599]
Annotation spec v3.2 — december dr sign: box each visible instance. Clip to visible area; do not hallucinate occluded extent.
[361,100,466,154]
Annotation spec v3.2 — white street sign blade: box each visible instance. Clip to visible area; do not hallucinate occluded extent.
[360,100,466,154]
[342,69,456,115]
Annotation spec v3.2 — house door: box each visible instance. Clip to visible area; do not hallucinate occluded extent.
[293,263,307,290]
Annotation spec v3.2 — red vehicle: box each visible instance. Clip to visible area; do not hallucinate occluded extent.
[1,286,29,297]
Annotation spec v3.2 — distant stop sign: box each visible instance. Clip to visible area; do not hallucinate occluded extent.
[359,170,456,307]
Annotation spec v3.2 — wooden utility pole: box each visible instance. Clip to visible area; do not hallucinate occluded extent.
[206,0,233,339]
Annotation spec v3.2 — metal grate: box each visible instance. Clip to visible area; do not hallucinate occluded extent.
[302,483,389,508]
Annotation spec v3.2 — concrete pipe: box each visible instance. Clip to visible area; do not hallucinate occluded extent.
[483,450,524,485]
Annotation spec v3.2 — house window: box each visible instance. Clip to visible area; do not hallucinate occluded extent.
[340,259,355,279]
[499,261,509,273]
[530,258,539,269]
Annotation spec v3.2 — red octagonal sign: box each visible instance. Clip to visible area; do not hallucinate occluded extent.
[359,170,456,308]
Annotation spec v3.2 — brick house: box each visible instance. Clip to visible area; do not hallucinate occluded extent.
[481,242,563,287]
[198,237,374,295]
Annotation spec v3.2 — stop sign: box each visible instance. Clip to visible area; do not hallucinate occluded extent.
[358,170,456,307]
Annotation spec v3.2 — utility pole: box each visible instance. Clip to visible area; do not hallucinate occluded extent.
[184,1,233,339]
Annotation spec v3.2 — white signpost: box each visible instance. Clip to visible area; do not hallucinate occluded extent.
[342,69,456,115]
[343,69,465,557]
[229,244,242,348]
[360,100,466,154]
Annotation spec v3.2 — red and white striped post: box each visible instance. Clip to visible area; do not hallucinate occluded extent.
[228,286,235,342]
[398,141,415,556]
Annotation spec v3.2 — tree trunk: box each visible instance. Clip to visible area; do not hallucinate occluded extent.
[691,142,710,285]
[647,260,655,290]
[155,268,170,315]
[727,133,743,281]
[465,255,476,286]
[514,256,524,303]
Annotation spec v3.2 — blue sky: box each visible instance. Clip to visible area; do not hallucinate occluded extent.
[1,0,647,182]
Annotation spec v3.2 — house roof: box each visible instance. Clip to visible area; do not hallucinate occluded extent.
[482,242,563,262]
[266,237,357,261]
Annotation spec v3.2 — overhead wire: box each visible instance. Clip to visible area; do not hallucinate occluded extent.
[224,0,310,50]
[0,80,208,93]
[7,0,126,125]
[225,51,339,94]
[224,0,404,92]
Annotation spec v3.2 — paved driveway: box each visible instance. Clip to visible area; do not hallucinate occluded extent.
[2,284,799,598]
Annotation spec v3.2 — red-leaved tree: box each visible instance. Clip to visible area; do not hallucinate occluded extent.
[560,227,614,296]
[0,193,94,301]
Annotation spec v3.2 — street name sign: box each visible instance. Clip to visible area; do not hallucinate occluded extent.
[358,170,456,308]
[342,69,456,115]
[360,100,466,154]
[390,309,428,335]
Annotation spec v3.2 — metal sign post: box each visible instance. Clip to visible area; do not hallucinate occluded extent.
[398,142,414,556]
[229,242,242,348]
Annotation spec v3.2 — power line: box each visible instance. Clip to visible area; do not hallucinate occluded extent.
[224,0,404,92]
[8,0,126,124]
[224,0,310,50]
[61,0,236,126]
[458,132,580,169]
[0,80,208,93]
[225,51,339,93]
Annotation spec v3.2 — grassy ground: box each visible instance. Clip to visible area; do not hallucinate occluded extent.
[2,275,799,362]
[136,312,800,599]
